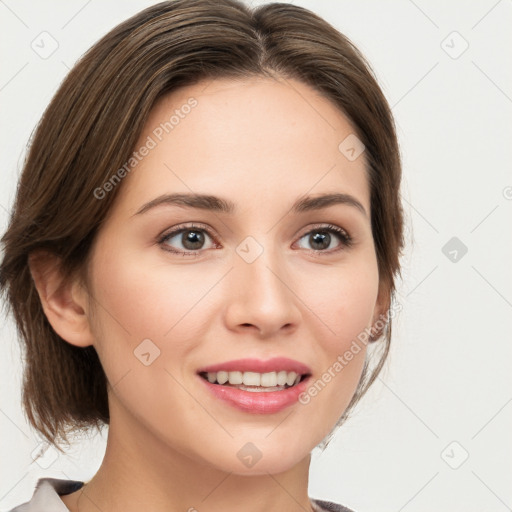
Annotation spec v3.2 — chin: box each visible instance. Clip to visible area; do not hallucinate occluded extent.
[200,437,313,476]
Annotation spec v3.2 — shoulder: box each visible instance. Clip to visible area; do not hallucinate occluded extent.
[6,478,84,512]
[311,497,357,512]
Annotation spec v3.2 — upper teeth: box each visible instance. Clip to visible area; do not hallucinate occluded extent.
[205,371,301,387]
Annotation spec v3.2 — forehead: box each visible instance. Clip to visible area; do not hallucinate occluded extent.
[115,76,370,216]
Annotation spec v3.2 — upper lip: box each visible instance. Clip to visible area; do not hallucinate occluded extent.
[197,357,311,375]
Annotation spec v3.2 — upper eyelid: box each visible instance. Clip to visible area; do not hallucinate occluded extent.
[296,222,349,236]
[159,222,219,245]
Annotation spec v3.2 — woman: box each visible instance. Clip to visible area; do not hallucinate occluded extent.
[0,1,404,510]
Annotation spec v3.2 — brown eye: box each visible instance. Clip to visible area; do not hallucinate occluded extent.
[180,229,206,250]
[296,225,352,252]
[308,231,331,250]
[159,224,217,255]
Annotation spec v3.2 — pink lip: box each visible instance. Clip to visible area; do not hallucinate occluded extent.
[197,357,311,375]
[196,357,312,414]
[198,374,312,414]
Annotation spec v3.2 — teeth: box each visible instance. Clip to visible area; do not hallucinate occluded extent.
[228,371,243,385]
[260,372,277,387]
[277,370,288,386]
[286,371,297,386]
[243,372,261,386]
[217,371,229,385]
[203,370,305,388]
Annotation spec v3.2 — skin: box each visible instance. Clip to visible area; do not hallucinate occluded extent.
[31,76,387,512]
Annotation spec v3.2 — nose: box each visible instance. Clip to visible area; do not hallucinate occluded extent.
[223,247,301,338]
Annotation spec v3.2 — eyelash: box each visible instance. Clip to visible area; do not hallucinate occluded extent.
[157,222,353,257]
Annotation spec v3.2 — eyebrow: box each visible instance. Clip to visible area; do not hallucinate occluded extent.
[134,192,367,217]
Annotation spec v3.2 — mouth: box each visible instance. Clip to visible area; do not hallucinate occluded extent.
[198,370,311,392]
[195,357,312,413]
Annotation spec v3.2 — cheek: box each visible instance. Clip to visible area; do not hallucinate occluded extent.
[295,256,379,426]
[89,244,214,340]
[85,248,201,418]
[302,255,380,346]
[86,243,223,384]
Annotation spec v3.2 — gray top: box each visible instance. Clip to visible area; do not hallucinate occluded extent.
[7,478,356,512]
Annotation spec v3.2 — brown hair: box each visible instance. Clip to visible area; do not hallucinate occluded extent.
[0,0,403,452]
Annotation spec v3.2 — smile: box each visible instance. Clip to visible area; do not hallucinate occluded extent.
[199,370,307,391]
[196,357,312,413]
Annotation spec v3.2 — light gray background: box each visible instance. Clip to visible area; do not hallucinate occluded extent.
[1,1,511,511]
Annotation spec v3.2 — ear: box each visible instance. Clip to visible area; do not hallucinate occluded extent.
[369,280,391,342]
[28,251,94,348]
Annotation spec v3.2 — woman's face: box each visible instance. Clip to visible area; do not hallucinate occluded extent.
[84,76,384,475]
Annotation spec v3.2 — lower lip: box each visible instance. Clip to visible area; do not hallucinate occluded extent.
[198,375,311,414]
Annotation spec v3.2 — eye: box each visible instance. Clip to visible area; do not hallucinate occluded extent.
[158,223,217,255]
[295,224,352,253]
